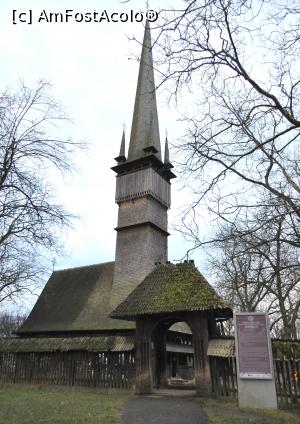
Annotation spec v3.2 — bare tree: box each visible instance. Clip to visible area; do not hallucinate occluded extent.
[209,203,300,338]
[153,0,300,248]
[209,239,269,313]
[149,2,300,337]
[0,311,27,337]
[0,81,82,304]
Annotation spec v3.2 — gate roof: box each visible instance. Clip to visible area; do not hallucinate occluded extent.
[111,262,232,320]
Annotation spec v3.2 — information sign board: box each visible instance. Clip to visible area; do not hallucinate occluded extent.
[235,313,273,379]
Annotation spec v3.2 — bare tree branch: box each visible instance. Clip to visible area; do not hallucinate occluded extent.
[0,81,84,305]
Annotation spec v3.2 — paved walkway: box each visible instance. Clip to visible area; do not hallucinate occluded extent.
[121,391,209,424]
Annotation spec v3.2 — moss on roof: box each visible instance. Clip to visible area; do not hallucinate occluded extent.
[111,263,232,319]
[17,262,134,334]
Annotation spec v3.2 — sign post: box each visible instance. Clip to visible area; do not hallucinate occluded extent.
[234,312,277,409]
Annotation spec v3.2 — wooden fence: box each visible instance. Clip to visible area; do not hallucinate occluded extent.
[209,356,237,397]
[0,351,135,389]
[1,344,299,402]
[274,359,300,404]
[209,356,300,404]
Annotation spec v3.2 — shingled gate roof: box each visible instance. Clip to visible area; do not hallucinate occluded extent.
[111,262,232,319]
[17,262,134,334]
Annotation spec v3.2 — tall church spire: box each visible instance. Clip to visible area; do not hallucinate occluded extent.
[111,20,175,308]
[127,21,161,161]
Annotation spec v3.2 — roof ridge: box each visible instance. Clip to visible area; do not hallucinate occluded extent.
[54,261,115,273]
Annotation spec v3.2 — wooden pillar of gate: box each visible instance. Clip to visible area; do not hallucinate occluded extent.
[152,324,167,388]
[135,318,152,394]
[188,312,211,394]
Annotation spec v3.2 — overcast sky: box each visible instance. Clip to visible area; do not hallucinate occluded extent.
[1,0,211,310]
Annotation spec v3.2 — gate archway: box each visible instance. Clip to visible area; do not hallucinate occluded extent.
[134,311,212,394]
[110,262,232,394]
[151,319,194,389]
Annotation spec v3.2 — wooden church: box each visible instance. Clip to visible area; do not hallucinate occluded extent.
[0,22,232,394]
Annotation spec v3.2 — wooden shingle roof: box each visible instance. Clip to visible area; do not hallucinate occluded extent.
[17,262,134,334]
[111,263,232,319]
[0,335,134,353]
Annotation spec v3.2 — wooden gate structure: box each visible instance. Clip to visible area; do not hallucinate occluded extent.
[111,262,232,394]
[134,312,212,394]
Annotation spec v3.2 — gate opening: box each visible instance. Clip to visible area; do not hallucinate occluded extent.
[151,320,194,390]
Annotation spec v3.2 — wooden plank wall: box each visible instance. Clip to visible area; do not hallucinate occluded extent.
[115,168,171,208]
[0,351,135,389]
[209,356,300,404]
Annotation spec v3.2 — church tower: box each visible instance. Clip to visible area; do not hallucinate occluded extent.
[111,22,175,307]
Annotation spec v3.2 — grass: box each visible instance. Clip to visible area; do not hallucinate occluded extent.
[199,396,300,424]
[0,385,130,423]
[1,385,300,424]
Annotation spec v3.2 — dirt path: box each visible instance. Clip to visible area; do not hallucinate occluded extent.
[121,393,209,424]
